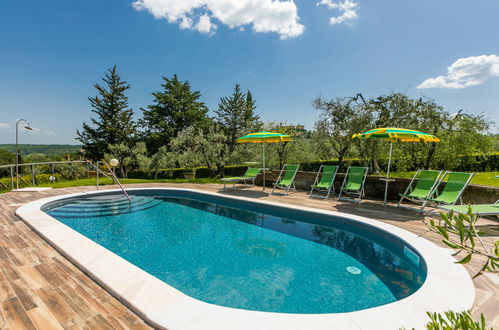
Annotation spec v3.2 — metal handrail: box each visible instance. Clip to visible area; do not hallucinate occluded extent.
[99,161,131,201]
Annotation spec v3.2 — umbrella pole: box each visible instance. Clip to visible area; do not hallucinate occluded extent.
[262,143,266,191]
[384,142,393,205]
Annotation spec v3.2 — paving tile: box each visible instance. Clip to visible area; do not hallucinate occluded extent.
[55,285,97,321]
[35,286,76,324]
[27,305,64,330]
[1,297,36,330]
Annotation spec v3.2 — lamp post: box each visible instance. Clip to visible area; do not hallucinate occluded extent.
[15,119,32,189]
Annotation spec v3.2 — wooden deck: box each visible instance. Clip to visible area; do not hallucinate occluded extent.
[0,183,498,329]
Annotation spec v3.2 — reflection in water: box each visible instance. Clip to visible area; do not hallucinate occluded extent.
[160,196,424,300]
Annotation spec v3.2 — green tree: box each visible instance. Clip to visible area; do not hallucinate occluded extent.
[105,142,149,178]
[169,125,229,176]
[140,74,209,154]
[77,66,137,161]
[313,95,371,167]
[0,150,16,177]
[215,83,261,155]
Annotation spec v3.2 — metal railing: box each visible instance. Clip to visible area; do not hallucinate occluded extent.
[0,160,130,201]
[96,161,131,201]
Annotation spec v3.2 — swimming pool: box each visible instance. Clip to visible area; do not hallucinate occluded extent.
[17,188,475,329]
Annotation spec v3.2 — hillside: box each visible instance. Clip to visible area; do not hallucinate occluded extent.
[0,144,81,155]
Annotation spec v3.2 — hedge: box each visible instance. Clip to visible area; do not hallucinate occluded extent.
[127,165,249,180]
[299,153,499,173]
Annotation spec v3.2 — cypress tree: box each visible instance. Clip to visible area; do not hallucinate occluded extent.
[215,84,260,154]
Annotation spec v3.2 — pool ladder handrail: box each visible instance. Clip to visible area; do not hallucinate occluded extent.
[91,161,131,202]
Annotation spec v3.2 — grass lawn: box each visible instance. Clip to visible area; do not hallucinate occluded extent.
[375,172,499,187]
[37,177,224,189]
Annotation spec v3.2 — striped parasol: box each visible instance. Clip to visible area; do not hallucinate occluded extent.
[237,131,292,143]
[352,127,440,143]
[352,127,440,204]
[237,131,292,191]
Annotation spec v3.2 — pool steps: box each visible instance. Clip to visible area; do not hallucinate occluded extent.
[47,195,162,218]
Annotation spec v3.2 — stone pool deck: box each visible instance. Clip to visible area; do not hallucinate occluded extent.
[0,183,498,329]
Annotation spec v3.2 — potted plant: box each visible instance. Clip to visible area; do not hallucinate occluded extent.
[183,169,196,179]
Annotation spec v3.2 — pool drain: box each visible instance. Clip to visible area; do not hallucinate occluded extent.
[346,267,361,275]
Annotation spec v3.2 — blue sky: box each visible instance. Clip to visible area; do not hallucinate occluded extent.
[0,0,498,144]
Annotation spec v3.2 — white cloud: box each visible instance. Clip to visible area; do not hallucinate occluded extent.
[0,123,10,129]
[317,0,358,25]
[132,0,304,39]
[417,54,499,89]
[26,127,57,136]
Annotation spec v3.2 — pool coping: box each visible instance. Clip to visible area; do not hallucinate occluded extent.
[15,188,475,330]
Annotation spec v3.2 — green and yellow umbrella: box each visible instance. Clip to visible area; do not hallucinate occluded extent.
[237,131,292,191]
[352,127,440,204]
[352,127,441,143]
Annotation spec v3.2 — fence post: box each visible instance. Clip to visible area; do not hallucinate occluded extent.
[10,166,14,190]
[31,165,35,186]
[96,162,99,190]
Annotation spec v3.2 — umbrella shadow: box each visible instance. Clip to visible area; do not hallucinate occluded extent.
[334,201,424,222]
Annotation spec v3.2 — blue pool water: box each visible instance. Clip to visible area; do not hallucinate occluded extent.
[44,190,426,314]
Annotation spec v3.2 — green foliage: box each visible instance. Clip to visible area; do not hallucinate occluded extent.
[140,74,209,154]
[0,144,81,156]
[426,208,498,278]
[77,66,138,160]
[424,310,489,330]
[169,125,229,175]
[215,83,261,155]
[104,142,150,178]
[313,95,371,164]
[0,149,16,176]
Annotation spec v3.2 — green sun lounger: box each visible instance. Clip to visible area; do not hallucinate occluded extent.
[337,166,368,202]
[271,164,300,195]
[309,165,338,199]
[421,171,474,210]
[397,170,442,208]
[439,202,499,216]
[221,167,262,190]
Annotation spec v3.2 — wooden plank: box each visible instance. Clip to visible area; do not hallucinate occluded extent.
[5,247,30,267]
[103,300,150,330]
[27,305,64,330]
[1,297,36,330]
[35,264,64,288]
[104,314,127,330]
[55,285,96,321]
[16,265,50,290]
[0,246,9,260]
[60,317,89,330]
[84,314,115,330]
[10,235,29,250]
[73,284,109,316]
[0,307,8,329]
[8,279,39,311]
[35,286,76,324]
[0,271,16,302]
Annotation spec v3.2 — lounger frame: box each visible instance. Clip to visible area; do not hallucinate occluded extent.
[221,168,261,190]
[397,169,443,209]
[421,171,474,211]
[271,164,300,196]
[309,165,338,199]
[337,166,368,203]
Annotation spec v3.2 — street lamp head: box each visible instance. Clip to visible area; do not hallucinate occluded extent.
[24,126,32,131]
